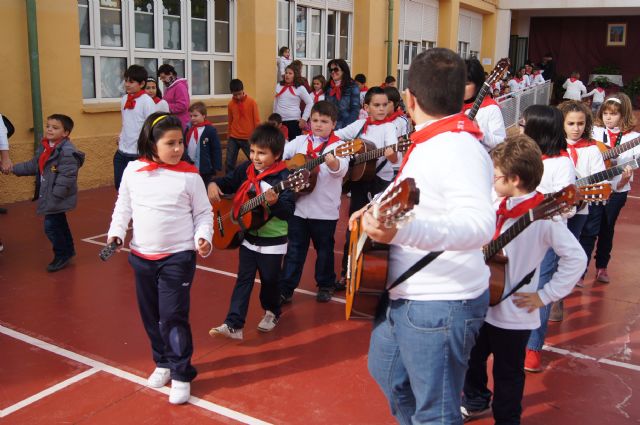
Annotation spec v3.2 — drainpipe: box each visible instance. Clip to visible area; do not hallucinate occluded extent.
[26,0,43,151]
[387,0,394,78]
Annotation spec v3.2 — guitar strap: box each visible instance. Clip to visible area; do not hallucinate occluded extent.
[494,268,536,305]
[387,250,445,291]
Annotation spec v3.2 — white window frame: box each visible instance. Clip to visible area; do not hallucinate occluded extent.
[79,0,236,103]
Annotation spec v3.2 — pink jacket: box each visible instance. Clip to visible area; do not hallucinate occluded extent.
[163,78,191,128]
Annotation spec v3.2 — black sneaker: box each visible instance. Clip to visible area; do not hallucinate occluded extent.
[280,293,292,305]
[461,405,491,422]
[47,254,74,272]
[316,287,334,303]
[334,276,346,292]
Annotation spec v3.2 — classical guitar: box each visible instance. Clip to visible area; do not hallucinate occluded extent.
[348,136,412,182]
[345,178,420,320]
[596,134,640,168]
[575,156,640,187]
[285,139,362,194]
[466,57,511,121]
[212,169,310,250]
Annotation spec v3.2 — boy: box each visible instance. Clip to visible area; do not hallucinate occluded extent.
[335,87,399,288]
[354,73,368,107]
[208,124,295,339]
[185,101,222,185]
[227,78,261,174]
[461,135,586,424]
[268,112,289,141]
[13,114,85,272]
[355,48,495,424]
[381,75,396,88]
[115,64,155,190]
[279,101,350,303]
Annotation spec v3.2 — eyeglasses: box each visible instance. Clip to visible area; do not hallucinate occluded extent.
[330,67,340,73]
[518,119,526,128]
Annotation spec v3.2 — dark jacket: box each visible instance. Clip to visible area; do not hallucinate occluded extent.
[214,160,295,246]
[184,123,222,181]
[324,80,361,130]
[13,139,85,215]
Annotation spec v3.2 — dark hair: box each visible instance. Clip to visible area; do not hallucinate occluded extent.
[249,123,285,160]
[281,64,304,87]
[124,64,148,84]
[138,113,183,161]
[491,135,543,192]
[326,59,352,87]
[522,105,567,156]
[384,75,396,84]
[364,86,387,105]
[146,77,162,99]
[47,114,74,134]
[268,113,282,125]
[188,101,207,116]
[157,64,177,77]
[383,86,401,109]
[278,46,289,56]
[229,78,244,92]
[291,60,303,73]
[312,74,326,88]
[558,100,593,141]
[465,58,485,99]
[354,73,367,84]
[407,48,466,116]
[311,101,338,123]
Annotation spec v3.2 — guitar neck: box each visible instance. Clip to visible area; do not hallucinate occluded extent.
[467,83,491,121]
[353,141,403,165]
[484,212,533,261]
[238,180,287,216]
[576,158,639,187]
[602,136,640,161]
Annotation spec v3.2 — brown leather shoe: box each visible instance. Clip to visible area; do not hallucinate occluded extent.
[549,300,564,322]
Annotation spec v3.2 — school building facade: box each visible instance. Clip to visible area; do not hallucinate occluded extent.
[1,0,636,204]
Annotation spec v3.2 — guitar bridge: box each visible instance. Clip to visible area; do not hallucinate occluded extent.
[216,212,224,237]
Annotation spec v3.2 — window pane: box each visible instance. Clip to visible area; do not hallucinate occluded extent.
[214,61,232,95]
[296,32,306,57]
[310,65,322,80]
[310,34,320,59]
[339,36,348,60]
[215,0,230,21]
[278,30,289,53]
[403,42,410,65]
[215,22,229,52]
[163,59,184,77]
[402,69,409,91]
[278,1,289,30]
[327,35,335,59]
[163,0,181,50]
[411,42,418,60]
[311,9,320,33]
[339,12,349,37]
[192,20,207,51]
[192,60,210,95]
[78,0,88,4]
[100,1,123,47]
[134,57,158,79]
[327,11,335,35]
[78,3,90,45]
[192,0,207,19]
[397,40,401,65]
[134,0,154,48]
[100,57,126,98]
[81,56,95,99]
[296,6,306,32]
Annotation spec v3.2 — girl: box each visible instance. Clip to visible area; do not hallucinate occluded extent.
[519,105,576,373]
[562,71,587,101]
[276,46,292,82]
[311,75,326,104]
[145,77,170,113]
[587,94,639,284]
[507,71,525,93]
[107,112,213,405]
[273,65,313,140]
[582,82,606,115]
[324,59,361,129]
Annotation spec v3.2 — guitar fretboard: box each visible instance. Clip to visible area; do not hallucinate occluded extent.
[238,180,286,216]
[484,211,533,261]
[353,141,407,165]
[467,82,492,121]
[602,136,640,161]
[576,158,639,187]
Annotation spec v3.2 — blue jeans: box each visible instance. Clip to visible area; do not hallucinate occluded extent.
[225,137,250,174]
[527,248,558,351]
[44,212,75,259]
[368,291,489,425]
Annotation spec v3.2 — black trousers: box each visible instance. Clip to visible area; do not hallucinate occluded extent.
[129,250,197,382]
[225,245,283,329]
[44,212,75,259]
[113,150,138,190]
[462,322,531,425]
[578,204,605,274]
[594,191,628,269]
[282,120,302,140]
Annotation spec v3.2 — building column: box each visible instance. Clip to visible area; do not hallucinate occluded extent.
[490,8,512,68]
[437,0,460,51]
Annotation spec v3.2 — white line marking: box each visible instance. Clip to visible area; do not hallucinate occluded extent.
[0,368,100,417]
[628,195,640,200]
[542,344,640,372]
[0,325,272,425]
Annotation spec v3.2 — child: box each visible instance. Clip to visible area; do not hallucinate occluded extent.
[507,71,525,93]
[267,113,289,141]
[585,94,639,284]
[279,101,350,303]
[519,105,576,372]
[531,67,546,85]
[464,58,507,151]
[276,46,292,82]
[383,86,409,178]
[107,112,213,405]
[12,114,85,272]
[115,64,156,190]
[145,77,170,113]
[562,71,587,101]
[227,78,261,174]
[274,65,313,141]
[461,135,586,424]
[582,82,606,114]
[207,124,295,339]
[185,102,222,185]
[335,87,399,287]
[311,75,326,104]
[380,75,396,88]
[157,64,190,128]
[354,73,368,106]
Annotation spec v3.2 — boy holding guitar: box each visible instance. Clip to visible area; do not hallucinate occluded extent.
[461,135,586,423]
[208,124,295,339]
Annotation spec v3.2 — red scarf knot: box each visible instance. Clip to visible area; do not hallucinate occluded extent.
[606,128,625,148]
[38,138,64,174]
[493,192,545,240]
[276,84,296,98]
[152,96,162,104]
[136,158,199,173]
[462,96,498,112]
[329,80,343,101]
[567,138,596,165]
[569,78,578,83]
[313,90,324,104]
[232,161,288,218]
[306,133,340,159]
[596,87,604,93]
[185,120,213,147]
[124,90,146,110]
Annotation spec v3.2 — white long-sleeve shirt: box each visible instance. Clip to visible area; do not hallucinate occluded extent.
[592,126,640,192]
[532,73,546,85]
[507,78,526,93]
[562,79,587,101]
[283,134,349,220]
[273,84,313,122]
[335,119,398,181]
[582,88,605,104]
[537,156,576,195]
[387,119,495,301]
[119,94,156,154]
[108,160,213,256]
[567,141,606,214]
[485,192,587,330]
[470,104,506,151]
[0,114,8,150]
[276,56,292,81]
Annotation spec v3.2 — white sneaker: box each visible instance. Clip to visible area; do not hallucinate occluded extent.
[257,310,279,332]
[147,367,171,388]
[169,380,190,404]
[208,323,243,340]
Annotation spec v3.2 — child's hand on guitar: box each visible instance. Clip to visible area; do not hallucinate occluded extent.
[264,188,279,206]
[207,182,224,202]
[618,165,633,189]
[512,292,544,313]
[384,147,398,163]
[197,238,212,257]
[362,209,398,244]
[348,205,369,230]
[324,152,340,171]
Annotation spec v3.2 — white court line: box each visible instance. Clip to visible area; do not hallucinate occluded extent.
[0,367,100,417]
[543,344,640,372]
[0,325,272,424]
[628,195,640,200]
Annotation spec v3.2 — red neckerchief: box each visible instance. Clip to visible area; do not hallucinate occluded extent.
[596,87,604,93]
[541,150,570,161]
[514,77,523,83]
[136,158,199,173]
[387,108,405,122]
[232,161,288,218]
[185,121,213,147]
[38,138,64,174]
[152,96,162,104]
[395,113,483,180]
[313,90,323,103]
[380,83,387,88]
[234,95,246,118]
[533,71,541,76]
[606,128,624,148]
[567,138,596,165]
[462,96,498,112]
[123,90,146,110]
[329,80,342,101]
[361,85,369,92]
[362,115,394,135]
[276,84,296,98]
[569,78,577,83]
[306,132,340,158]
[493,192,545,240]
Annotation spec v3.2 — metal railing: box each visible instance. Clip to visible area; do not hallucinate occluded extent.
[496,80,553,129]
